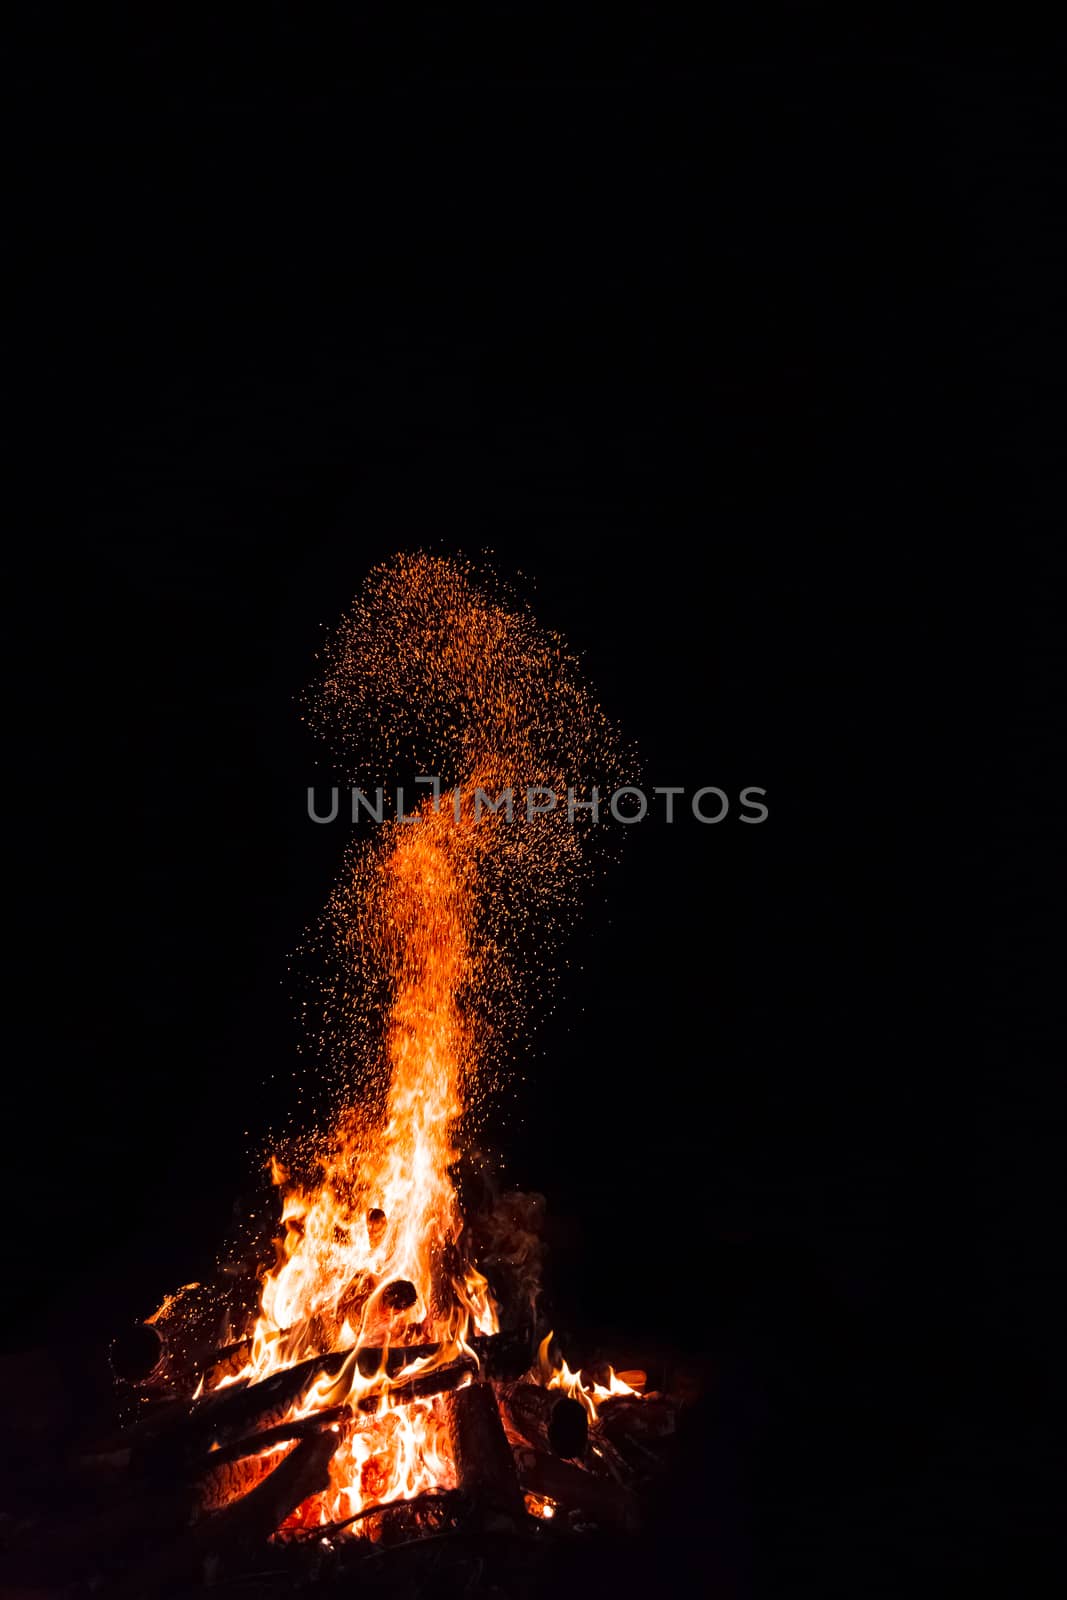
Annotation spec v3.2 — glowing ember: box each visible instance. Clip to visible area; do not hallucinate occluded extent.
[154,553,640,1532]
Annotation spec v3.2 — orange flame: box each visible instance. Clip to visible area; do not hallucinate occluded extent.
[166,554,634,1530]
[221,797,498,1521]
[536,1331,643,1421]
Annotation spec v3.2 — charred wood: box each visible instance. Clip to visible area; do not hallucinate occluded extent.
[548,1396,589,1460]
[501,1383,589,1459]
[357,1355,478,1413]
[596,1396,675,1441]
[197,1404,349,1473]
[446,1380,525,1522]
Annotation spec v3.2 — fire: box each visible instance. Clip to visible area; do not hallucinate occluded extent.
[536,1332,644,1421]
[218,798,498,1523]
[155,553,636,1531]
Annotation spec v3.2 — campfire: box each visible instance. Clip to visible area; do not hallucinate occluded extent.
[6,556,679,1595]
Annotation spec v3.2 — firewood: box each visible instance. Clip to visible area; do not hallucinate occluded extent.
[197,1444,293,1512]
[596,1395,675,1441]
[512,1446,640,1530]
[197,1404,349,1472]
[310,1487,461,1540]
[548,1395,588,1460]
[446,1380,525,1521]
[501,1383,589,1459]
[130,1347,353,1476]
[357,1354,477,1413]
[116,1339,501,1469]
[135,1317,506,1396]
[337,1267,377,1326]
[594,1397,675,1477]
[357,1339,439,1377]
[378,1278,418,1312]
[360,1278,420,1345]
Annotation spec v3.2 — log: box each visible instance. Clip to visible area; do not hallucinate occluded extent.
[109,1335,513,1497]
[131,1317,509,1391]
[378,1278,418,1312]
[501,1383,589,1459]
[130,1346,354,1476]
[111,1429,337,1598]
[357,1355,477,1413]
[594,1396,675,1476]
[548,1396,589,1460]
[180,1345,349,1434]
[596,1395,675,1441]
[357,1340,439,1377]
[337,1268,377,1327]
[197,1445,294,1513]
[513,1446,640,1530]
[311,1487,461,1539]
[198,1404,349,1471]
[446,1380,525,1522]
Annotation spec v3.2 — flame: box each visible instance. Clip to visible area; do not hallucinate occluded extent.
[219,797,498,1524]
[536,1331,643,1421]
[162,554,634,1531]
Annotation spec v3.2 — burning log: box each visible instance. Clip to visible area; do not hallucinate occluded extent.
[198,1404,349,1473]
[549,1396,589,1460]
[128,1347,354,1477]
[325,1486,463,1542]
[133,1350,476,1476]
[379,1277,418,1311]
[360,1277,421,1346]
[357,1340,439,1377]
[198,1445,295,1513]
[182,1347,348,1434]
[446,1380,525,1522]
[502,1382,589,1459]
[366,1207,387,1248]
[125,1315,515,1395]
[357,1354,478,1413]
[513,1446,640,1530]
[112,1333,506,1463]
[337,1268,377,1328]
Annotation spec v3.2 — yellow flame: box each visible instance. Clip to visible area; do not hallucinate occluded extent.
[536,1330,642,1421]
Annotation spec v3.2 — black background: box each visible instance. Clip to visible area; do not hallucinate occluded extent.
[9,10,1063,1596]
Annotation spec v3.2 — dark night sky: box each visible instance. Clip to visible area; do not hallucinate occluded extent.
[8,12,1063,1595]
